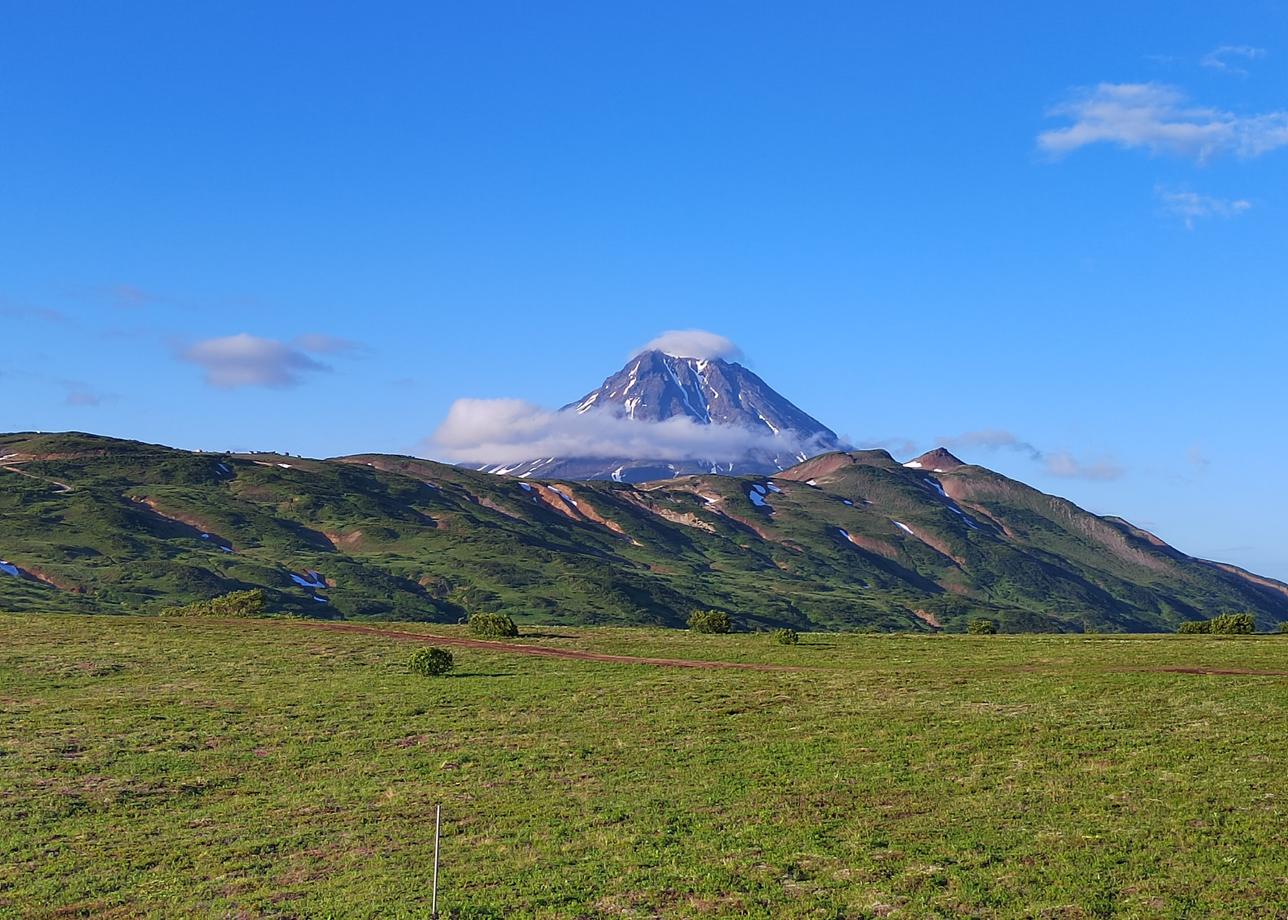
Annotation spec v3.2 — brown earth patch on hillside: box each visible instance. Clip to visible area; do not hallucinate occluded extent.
[838,530,899,560]
[912,608,943,628]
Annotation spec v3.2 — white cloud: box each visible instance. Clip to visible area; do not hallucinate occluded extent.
[426,398,828,465]
[1038,83,1288,162]
[938,429,1125,481]
[1201,45,1266,76]
[1156,187,1251,229]
[633,330,743,361]
[180,333,330,389]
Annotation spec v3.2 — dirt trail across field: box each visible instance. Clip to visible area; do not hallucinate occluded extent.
[0,457,74,494]
[296,621,801,671]
[1138,666,1288,677]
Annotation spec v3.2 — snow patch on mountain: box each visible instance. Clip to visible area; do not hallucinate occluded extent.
[290,571,326,589]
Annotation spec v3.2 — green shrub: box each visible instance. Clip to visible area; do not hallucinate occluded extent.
[468,612,519,638]
[1179,613,1255,635]
[409,647,454,677]
[162,589,267,618]
[1210,612,1255,634]
[688,609,732,634]
[967,618,998,635]
[773,628,799,645]
[1278,622,1288,634]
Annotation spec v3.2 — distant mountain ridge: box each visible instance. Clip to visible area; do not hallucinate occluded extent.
[478,349,844,482]
[2,431,1287,634]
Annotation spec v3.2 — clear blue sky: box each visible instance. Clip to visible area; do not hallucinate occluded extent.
[2,2,1286,578]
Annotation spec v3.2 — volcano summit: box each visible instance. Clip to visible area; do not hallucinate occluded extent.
[463,346,844,483]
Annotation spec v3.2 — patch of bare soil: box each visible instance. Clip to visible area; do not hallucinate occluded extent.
[912,609,943,629]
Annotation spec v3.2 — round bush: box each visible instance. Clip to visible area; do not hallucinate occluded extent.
[688,609,732,634]
[773,628,799,645]
[468,612,519,638]
[967,618,998,635]
[409,647,454,676]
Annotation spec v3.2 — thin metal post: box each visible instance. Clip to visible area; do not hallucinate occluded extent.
[431,804,441,918]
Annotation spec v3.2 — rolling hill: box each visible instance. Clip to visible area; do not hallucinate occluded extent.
[2,431,1285,632]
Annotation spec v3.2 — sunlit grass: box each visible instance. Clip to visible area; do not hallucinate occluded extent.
[3,615,1287,917]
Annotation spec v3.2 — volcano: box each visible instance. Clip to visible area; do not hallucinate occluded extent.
[477,348,845,482]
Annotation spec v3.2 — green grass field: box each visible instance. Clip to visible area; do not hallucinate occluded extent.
[3,615,1287,918]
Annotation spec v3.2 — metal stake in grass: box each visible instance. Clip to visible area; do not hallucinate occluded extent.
[431,803,442,918]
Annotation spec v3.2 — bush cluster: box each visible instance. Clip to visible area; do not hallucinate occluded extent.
[773,628,799,645]
[1178,612,1256,634]
[688,609,732,634]
[409,647,454,676]
[468,612,519,638]
[161,589,267,618]
[967,618,998,635]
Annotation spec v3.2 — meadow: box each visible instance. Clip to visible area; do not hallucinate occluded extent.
[3,615,1287,918]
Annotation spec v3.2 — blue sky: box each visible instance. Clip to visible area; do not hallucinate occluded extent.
[2,2,1287,577]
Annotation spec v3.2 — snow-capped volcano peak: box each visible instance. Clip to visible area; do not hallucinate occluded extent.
[477,348,843,483]
[565,350,835,440]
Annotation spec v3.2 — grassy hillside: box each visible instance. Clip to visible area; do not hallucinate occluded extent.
[3,615,1287,917]
[2,431,1285,632]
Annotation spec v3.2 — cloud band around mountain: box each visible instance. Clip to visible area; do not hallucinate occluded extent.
[427,398,829,465]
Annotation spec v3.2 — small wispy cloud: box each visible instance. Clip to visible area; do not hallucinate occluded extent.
[0,301,72,325]
[1038,82,1288,162]
[105,283,163,309]
[59,380,110,407]
[940,429,1042,461]
[1042,451,1125,482]
[179,333,332,389]
[1186,444,1211,472]
[633,330,743,361]
[1200,45,1267,76]
[1156,186,1252,229]
[862,436,920,458]
[939,429,1125,481]
[292,333,369,355]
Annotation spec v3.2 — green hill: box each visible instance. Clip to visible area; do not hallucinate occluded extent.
[2,431,1285,632]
